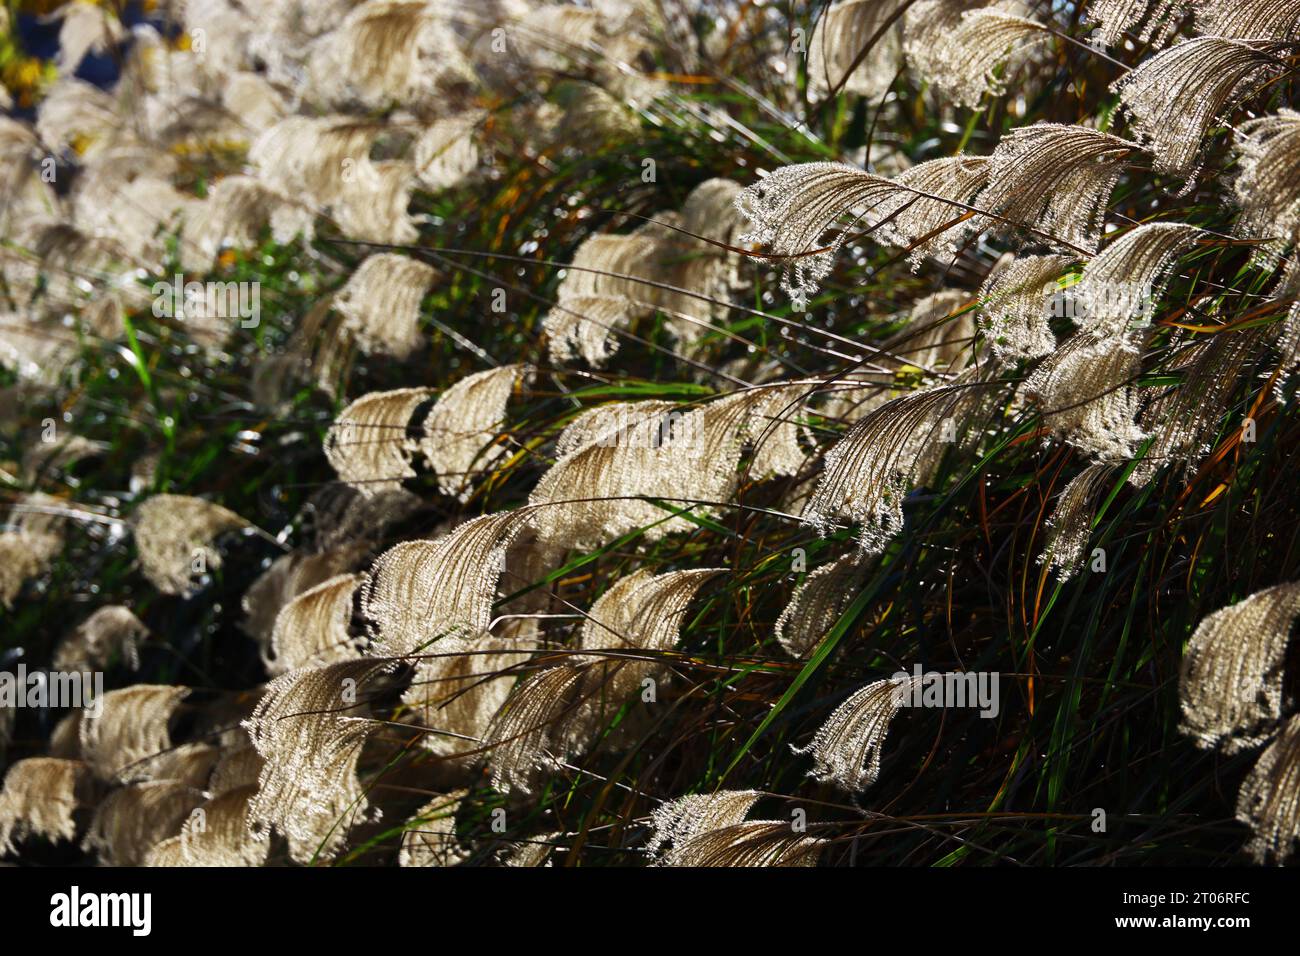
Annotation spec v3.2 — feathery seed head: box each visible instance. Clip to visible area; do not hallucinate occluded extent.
[1180,581,1300,753]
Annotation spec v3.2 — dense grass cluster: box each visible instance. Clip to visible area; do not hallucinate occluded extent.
[2,0,1299,866]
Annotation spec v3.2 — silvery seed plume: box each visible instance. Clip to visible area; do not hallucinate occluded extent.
[268,573,365,675]
[53,2,125,75]
[132,742,221,790]
[562,401,678,462]
[509,5,605,71]
[0,114,41,168]
[679,176,747,250]
[499,528,565,621]
[527,402,686,549]
[914,7,1049,109]
[49,711,82,760]
[1071,223,1203,345]
[242,543,367,652]
[250,116,385,209]
[319,0,474,110]
[1192,0,1300,41]
[1232,111,1300,261]
[5,491,67,539]
[222,72,289,134]
[735,162,905,298]
[79,684,190,782]
[269,199,317,247]
[979,253,1076,360]
[399,789,471,866]
[119,27,209,105]
[334,253,438,360]
[133,494,249,596]
[1023,331,1147,460]
[1084,0,1182,48]
[803,374,992,553]
[145,92,249,154]
[53,605,147,673]
[82,780,205,867]
[483,663,589,794]
[72,170,195,264]
[0,179,55,240]
[594,30,672,109]
[248,11,335,98]
[743,382,811,478]
[333,160,420,245]
[594,0,678,54]
[1272,258,1300,400]
[181,176,289,274]
[34,79,120,156]
[456,8,528,90]
[7,219,135,307]
[805,0,907,105]
[0,118,56,233]
[576,567,726,725]
[402,627,528,758]
[82,290,136,341]
[414,112,483,191]
[660,178,749,349]
[279,294,350,395]
[1236,713,1300,864]
[1039,462,1118,579]
[419,364,532,501]
[325,387,435,493]
[775,553,864,659]
[186,786,267,867]
[902,0,986,82]
[293,36,354,110]
[544,295,634,367]
[891,290,979,375]
[0,494,65,609]
[557,82,641,143]
[209,737,265,796]
[529,387,811,550]
[0,758,93,856]
[543,223,671,367]
[0,311,79,384]
[648,789,824,866]
[360,511,529,657]
[252,0,359,57]
[504,832,559,867]
[244,659,393,863]
[646,790,763,858]
[142,835,185,865]
[1179,581,1300,753]
[974,124,1137,254]
[178,0,251,81]
[794,674,925,791]
[730,383,817,480]
[874,157,990,271]
[1113,37,1281,177]
[660,821,826,867]
[1128,326,1263,484]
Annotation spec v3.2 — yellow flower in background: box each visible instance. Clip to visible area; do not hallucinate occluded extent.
[1,54,56,109]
